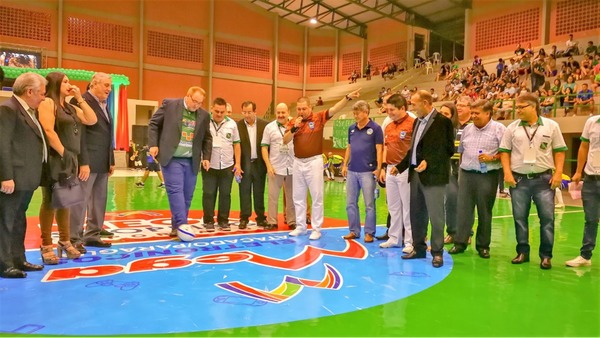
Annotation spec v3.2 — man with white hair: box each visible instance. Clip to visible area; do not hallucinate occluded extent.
[261,103,296,230]
[69,73,115,251]
[0,72,48,278]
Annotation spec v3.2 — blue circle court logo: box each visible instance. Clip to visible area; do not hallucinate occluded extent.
[0,211,453,335]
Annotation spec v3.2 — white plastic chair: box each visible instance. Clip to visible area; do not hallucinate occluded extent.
[425,61,433,74]
[432,52,441,65]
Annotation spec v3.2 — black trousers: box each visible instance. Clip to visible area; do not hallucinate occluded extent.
[0,190,34,270]
[239,161,266,222]
[202,166,234,225]
[454,170,499,250]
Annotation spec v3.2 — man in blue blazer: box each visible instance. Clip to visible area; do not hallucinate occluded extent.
[148,87,212,237]
[396,90,455,268]
[0,73,48,278]
[70,73,115,251]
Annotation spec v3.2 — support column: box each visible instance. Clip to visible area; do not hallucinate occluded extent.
[463,8,472,61]
[541,0,551,45]
[272,15,279,115]
[208,0,215,102]
[138,0,144,99]
[334,30,339,83]
[302,26,308,97]
[57,0,63,67]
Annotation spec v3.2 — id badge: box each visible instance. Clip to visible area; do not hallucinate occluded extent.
[523,146,537,164]
[592,150,600,168]
[213,137,222,148]
[279,143,289,154]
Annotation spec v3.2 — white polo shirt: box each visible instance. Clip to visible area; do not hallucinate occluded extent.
[499,116,567,174]
[581,115,600,175]
[261,120,294,176]
[209,116,240,169]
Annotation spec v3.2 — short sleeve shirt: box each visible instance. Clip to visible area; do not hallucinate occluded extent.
[261,120,294,176]
[347,120,383,172]
[499,116,568,174]
[384,114,414,165]
[580,115,600,175]
[458,120,506,171]
[289,110,329,158]
[209,117,240,169]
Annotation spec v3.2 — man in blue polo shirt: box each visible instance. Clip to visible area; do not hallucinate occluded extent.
[341,100,383,242]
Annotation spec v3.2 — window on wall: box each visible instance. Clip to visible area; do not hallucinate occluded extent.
[147,30,203,63]
[0,6,51,42]
[369,42,406,70]
[341,52,361,77]
[555,0,600,35]
[67,17,133,53]
[310,55,333,77]
[214,41,270,72]
[279,52,300,76]
[475,8,539,52]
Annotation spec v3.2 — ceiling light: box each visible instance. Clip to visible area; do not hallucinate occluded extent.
[309,18,318,24]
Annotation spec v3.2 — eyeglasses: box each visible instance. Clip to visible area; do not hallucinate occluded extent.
[188,96,202,105]
[516,104,531,110]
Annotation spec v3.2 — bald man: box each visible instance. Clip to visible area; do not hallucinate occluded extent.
[261,103,296,230]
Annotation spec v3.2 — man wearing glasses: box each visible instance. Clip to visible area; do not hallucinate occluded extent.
[499,93,567,269]
[148,87,212,237]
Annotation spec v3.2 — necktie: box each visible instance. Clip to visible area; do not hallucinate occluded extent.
[28,108,48,162]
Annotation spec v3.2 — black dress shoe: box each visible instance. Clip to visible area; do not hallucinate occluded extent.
[478,249,490,259]
[238,219,249,230]
[19,262,44,271]
[540,257,552,270]
[402,250,426,259]
[74,243,87,254]
[265,224,278,230]
[169,229,178,237]
[256,220,268,228]
[376,232,389,241]
[511,253,530,264]
[448,246,465,254]
[432,255,444,268]
[84,240,112,248]
[100,229,114,237]
[1,267,27,278]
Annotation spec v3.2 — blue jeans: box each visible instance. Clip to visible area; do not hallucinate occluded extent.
[581,178,600,260]
[161,158,197,229]
[346,170,376,237]
[509,172,555,258]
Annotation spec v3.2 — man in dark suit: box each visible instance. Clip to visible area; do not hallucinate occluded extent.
[148,87,212,237]
[396,90,455,268]
[0,72,48,278]
[236,101,268,229]
[70,73,115,251]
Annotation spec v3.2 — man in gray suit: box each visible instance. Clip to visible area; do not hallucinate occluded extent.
[148,87,212,237]
[0,72,48,278]
[70,73,114,251]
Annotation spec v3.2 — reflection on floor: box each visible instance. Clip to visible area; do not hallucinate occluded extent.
[1,176,597,337]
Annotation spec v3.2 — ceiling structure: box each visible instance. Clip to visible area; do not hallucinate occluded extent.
[249,0,470,45]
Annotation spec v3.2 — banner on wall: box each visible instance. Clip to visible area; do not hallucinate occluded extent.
[332,119,354,149]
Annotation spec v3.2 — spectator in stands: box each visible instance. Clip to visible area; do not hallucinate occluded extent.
[594,62,600,92]
[585,41,597,58]
[573,67,583,81]
[575,83,594,115]
[581,54,592,79]
[525,42,535,56]
[546,54,557,77]
[496,58,505,78]
[565,34,579,56]
[400,86,411,101]
[518,54,531,83]
[567,56,580,70]
[561,75,577,100]
[436,63,450,81]
[430,88,438,102]
[514,43,525,59]
[534,48,546,61]
[540,89,556,117]
[365,62,372,80]
[551,78,561,94]
[349,69,359,84]
[316,97,323,106]
[473,55,482,67]
[502,82,517,99]
[531,57,546,92]
[563,87,576,116]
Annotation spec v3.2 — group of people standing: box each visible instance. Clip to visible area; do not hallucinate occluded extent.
[0,71,115,278]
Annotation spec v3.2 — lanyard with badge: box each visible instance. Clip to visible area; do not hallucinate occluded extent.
[277,122,289,154]
[212,120,224,148]
[522,124,539,164]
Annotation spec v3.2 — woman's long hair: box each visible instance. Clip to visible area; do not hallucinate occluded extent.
[441,102,460,129]
[45,71,66,105]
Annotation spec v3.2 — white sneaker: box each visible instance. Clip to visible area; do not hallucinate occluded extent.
[309,230,322,240]
[379,240,399,248]
[289,228,307,237]
[402,244,414,253]
[565,256,591,267]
